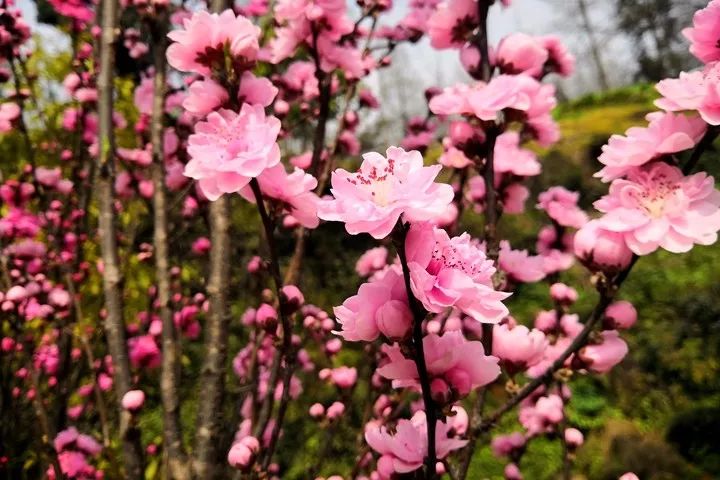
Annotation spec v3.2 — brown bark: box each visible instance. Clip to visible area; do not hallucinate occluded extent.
[148,10,189,480]
[96,0,144,477]
[192,197,231,479]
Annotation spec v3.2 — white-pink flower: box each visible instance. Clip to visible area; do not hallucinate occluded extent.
[166,9,260,76]
[334,267,412,342]
[240,164,320,228]
[378,331,500,396]
[594,162,720,255]
[596,112,707,182]
[184,104,281,201]
[537,187,588,228]
[364,410,467,476]
[655,62,720,125]
[492,323,548,374]
[406,223,510,323]
[318,147,454,239]
[683,0,720,64]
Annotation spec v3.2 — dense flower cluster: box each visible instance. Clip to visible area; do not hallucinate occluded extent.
[1,0,718,479]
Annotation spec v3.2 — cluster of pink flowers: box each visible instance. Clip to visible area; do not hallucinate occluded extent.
[318,147,454,239]
[49,428,102,479]
[569,2,720,259]
[3,0,720,478]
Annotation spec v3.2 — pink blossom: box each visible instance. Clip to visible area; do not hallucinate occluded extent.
[166,9,260,76]
[564,428,584,448]
[133,75,153,115]
[54,451,92,478]
[190,237,211,255]
[238,71,278,107]
[604,301,637,330]
[364,410,467,475]
[498,241,546,283]
[491,432,526,457]
[594,162,720,254]
[239,164,320,228]
[405,223,510,323]
[309,403,325,418]
[228,436,260,470]
[655,62,720,125]
[505,463,523,480]
[495,33,548,77]
[320,401,343,420]
[431,75,530,120]
[596,112,707,182]
[121,390,145,411]
[0,103,20,132]
[494,131,541,177]
[537,187,588,228]
[326,366,357,388]
[281,61,319,100]
[334,267,411,342]
[184,104,281,201]
[549,283,578,305]
[574,220,634,272]
[355,246,389,277]
[492,323,548,374]
[183,79,229,117]
[427,0,478,49]
[683,0,720,63]
[619,474,639,480]
[318,147,453,239]
[539,35,575,77]
[47,0,94,23]
[281,285,305,312]
[54,427,79,451]
[128,334,161,369]
[378,331,500,396]
[519,394,564,435]
[579,330,628,373]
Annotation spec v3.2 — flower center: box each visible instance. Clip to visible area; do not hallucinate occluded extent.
[346,158,397,206]
[431,238,488,281]
[633,176,679,219]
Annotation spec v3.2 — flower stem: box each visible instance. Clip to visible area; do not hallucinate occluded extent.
[392,222,437,479]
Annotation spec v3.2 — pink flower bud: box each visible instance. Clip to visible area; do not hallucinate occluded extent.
[280,285,304,314]
[330,366,357,389]
[446,369,471,397]
[375,300,412,340]
[1,337,15,352]
[504,463,523,480]
[618,474,639,480]
[549,283,578,305]
[579,330,628,373]
[98,373,113,391]
[191,237,211,255]
[324,338,342,355]
[604,301,637,330]
[574,220,633,272]
[309,403,325,418]
[227,436,260,471]
[273,99,290,116]
[431,377,450,404]
[326,401,345,419]
[256,304,278,330]
[6,285,28,302]
[247,256,262,273]
[564,427,584,448]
